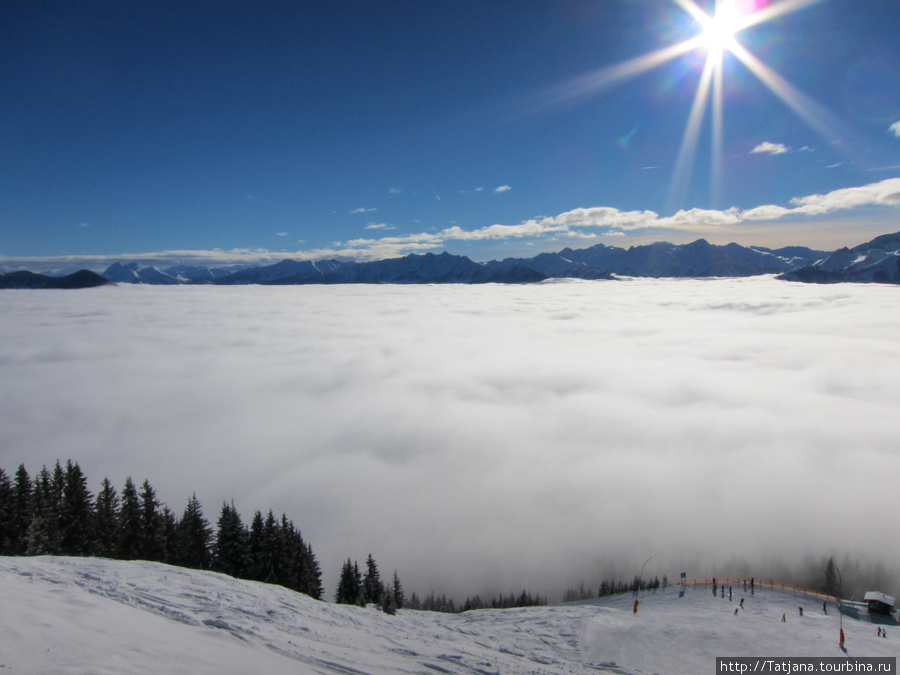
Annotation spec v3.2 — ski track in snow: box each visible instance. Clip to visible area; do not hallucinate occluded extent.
[1,557,897,674]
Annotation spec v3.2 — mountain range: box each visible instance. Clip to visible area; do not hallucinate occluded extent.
[100,238,837,286]
[5,231,900,288]
[777,231,900,284]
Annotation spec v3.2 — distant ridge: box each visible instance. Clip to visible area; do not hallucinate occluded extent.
[485,238,823,279]
[779,231,900,284]
[94,237,840,286]
[12,232,897,287]
[0,269,111,289]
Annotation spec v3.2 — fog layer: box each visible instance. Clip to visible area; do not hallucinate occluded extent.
[1,278,897,598]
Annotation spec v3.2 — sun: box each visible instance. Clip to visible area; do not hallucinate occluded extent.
[666,0,830,209]
[535,0,831,210]
[697,3,742,57]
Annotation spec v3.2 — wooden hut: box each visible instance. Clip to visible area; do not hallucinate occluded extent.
[863,591,895,615]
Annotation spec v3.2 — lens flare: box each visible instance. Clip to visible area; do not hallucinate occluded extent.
[536,0,832,213]
[665,0,830,210]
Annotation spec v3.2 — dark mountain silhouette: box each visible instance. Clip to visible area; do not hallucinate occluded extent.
[0,269,111,289]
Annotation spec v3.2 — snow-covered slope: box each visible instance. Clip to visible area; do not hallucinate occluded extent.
[1,557,896,674]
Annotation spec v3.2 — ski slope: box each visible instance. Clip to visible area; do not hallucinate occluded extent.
[0,557,896,674]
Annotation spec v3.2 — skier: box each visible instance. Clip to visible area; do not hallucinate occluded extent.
[740,598,744,608]
[729,586,733,600]
[798,607,803,616]
[823,601,827,615]
[781,614,786,622]
[734,608,739,616]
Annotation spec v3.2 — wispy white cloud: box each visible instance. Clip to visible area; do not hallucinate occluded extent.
[5,179,899,270]
[889,121,900,138]
[751,141,791,155]
[787,178,900,214]
[275,232,288,237]
[460,187,484,194]
[350,207,377,214]
[388,187,402,195]
[739,205,793,221]
[494,185,512,193]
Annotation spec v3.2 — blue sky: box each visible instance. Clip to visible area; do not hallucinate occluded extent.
[2,0,900,268]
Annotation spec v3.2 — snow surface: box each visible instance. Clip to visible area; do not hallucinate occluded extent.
[1,557,897,674]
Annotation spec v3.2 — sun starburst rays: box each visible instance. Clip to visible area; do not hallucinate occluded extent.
[665,0,836,210]
[533,0,838,214]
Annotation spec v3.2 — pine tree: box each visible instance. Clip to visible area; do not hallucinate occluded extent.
[302,542,324,600]
[161,505,178,563]
[247,510,265,581]
[823,557,838,595]
[275,515,298,591]
[363,554,383,605]
[354,561,365,606]
[381,580,398,615]
[285,515,316,594]
[335,558,362,605]
[9,464,33,555]
[0,466,12,554]
[50,461,65,518]
[258,510,283,584]
[174,493,212,569]
[117,477,143,560]
[213,501,250,578]
[59,460,94,556]
[26,514,56,555]
[94,478,120,558]
[138,479,165,561]
[30,465,62,554]
[391,570,405,610]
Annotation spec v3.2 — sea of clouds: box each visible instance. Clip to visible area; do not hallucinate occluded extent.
[1,277,898,599]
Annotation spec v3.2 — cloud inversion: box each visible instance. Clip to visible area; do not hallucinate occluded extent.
[1,280,897,599]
